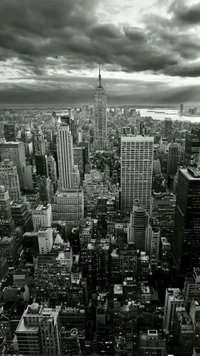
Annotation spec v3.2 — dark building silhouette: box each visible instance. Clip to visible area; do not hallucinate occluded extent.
[172,167,200,277]
[164,118,172,139]
[167,143,178,176]
[35,155,47,177]
[0,186,15,236]
[180,104,184,115]
[184,128,200,167]
[4,123,16,142]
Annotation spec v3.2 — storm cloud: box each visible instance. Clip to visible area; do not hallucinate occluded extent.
[0,0,200,104]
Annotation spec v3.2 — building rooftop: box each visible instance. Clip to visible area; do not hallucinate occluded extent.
[181,168,200,180]
[61,306,85,314]
[176,309,193,329]
[0,236,15,244]
[16,304,60,333]
[114,284,123,295]
[121,135,154,142]
[0,141,22,146]
[55,189,83,197]
[35,204,50,211]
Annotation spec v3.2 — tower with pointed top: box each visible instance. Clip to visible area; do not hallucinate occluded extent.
[94,62,107,151]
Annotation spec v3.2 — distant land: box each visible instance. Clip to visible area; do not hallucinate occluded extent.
[0,104,183,109]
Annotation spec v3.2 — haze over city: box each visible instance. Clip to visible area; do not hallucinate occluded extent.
[1,0,200,105]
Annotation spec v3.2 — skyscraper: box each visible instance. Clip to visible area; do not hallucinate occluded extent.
[0,141,26,188]
[0,159,21,201]
[33,130,46,155]
[0,186,15,236]
[121,135,154,213]
[164,118,172,139]
[4,123,16,142]
[180,104,184,116]
[128,199,149,250]
[35,154,47,176]
[184,128,200,167]
[94,62,107,151]
[57,123,76,190]
[167,143,178,176]
[172,166,200,276]
[16,303,61,355]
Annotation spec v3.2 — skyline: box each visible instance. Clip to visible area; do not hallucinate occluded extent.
[1,0,200,105]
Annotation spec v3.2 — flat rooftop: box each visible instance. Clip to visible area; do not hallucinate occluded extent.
[121,135,154,142]
[35,204,50,211]
[181,168,200,180]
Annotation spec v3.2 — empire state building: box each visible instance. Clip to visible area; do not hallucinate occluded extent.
[94,63,107,151]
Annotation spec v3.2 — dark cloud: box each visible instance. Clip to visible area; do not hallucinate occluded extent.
[0,0,187,75]
[0,0,200,104]
[169,1,200,25]
[91,24,121,39]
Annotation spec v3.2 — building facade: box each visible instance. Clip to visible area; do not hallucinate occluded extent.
[121,135,154,213]
[172,167,200,276]
[0,159,21,201]
[0,141,26,187]
[94,64,107,151]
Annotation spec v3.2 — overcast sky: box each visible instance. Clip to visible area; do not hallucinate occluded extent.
[0,0,200,105]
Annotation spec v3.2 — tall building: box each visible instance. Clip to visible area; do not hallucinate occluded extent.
[180,103,184,115]
[60,115,77,144]
[11,200,33,232]
[174,308,194,356]
[139,330,167,356]
[94,63,107,151]
[57,123,79,190]
[86,239,110,290]
[190,299,200,350]
[46,154,57,183]
[16,303,61,355]
[183,268,200,311]
[172,167,200,276]
[127,199,149,250]
[33,130,46,155]
[121,135,154,213]
[22,165,34,190]
[0,159,21,201]
[184,128,200,167]
[0,234,21,267]
[0,141,26,187]
[167,143,178,176]
[163,288,184,332]
[4,123,16,142]
[152,192,176,242]
[0,186,15,236]
[149,227,160,271]
[35,154,47,176]
[32,203,52,231]
[52,190,84,235]
[38,227,53,254]
[164,118,172,139]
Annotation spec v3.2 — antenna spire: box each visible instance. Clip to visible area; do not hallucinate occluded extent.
[98,60,102,87]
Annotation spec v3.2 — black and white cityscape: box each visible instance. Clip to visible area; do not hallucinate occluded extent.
[1,1,200,355]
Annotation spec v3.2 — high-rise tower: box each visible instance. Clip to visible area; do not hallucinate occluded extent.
[164,118,172,139]
[0,141,26,188]
[128,199,149,250]
[0,159,21,201]
[167,143,178,176]
[0,186,15,236]
[121,135,154,213]
[184,128,200,167]
[94,62,107,151]
[57,123,76,190]
[172,166,200,276]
